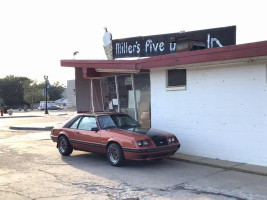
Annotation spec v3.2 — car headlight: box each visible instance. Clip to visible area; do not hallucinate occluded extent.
[168,137,176,143]
[137,140,149,146]
[143,140,148,146]
[137,141,142,146]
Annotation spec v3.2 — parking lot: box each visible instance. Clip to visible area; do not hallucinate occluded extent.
[1,111,267,200]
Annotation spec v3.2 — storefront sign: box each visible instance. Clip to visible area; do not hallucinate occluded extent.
[112,26,236,59]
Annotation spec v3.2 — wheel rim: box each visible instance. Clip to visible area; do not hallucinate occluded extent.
[59,139,67,153]
[109,146,119,164]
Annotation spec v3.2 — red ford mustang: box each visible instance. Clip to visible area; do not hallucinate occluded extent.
[51,113,180,166]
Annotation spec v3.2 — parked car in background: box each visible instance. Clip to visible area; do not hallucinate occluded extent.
[48,105,62,110]
[38,101,56,110]
[50,113,180,166]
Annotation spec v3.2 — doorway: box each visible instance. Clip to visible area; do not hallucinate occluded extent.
[100,73,151,128]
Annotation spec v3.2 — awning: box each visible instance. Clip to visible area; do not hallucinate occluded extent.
[61,40,267,78]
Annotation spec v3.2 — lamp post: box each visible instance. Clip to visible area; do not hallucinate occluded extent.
[44,75,49,114]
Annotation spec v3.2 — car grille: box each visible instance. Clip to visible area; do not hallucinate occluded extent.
[150,135,168,146]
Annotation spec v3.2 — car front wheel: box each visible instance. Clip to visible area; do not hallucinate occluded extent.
[58,136,73,156]
[107,143,124,167]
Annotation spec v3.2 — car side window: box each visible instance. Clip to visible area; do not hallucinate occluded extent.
[77,117,98,131]
[98,115,116,129]
[69,117,81,129]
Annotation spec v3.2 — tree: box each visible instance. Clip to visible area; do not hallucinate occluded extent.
[0,76,65,108]
[23,80,46,109]
[48,82,65,101]
[0,75,30,107]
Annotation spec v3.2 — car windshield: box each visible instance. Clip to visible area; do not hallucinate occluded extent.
[98,114,141,130]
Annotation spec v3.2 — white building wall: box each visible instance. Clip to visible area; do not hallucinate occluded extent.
[150,63,267,166]
[67,80,76,108]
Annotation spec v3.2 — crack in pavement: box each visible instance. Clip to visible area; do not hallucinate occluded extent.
[72,181,152,200]
[101,176,259,200]
[164,183,256,200]
[73,176,249,200]
[35,192,88,200]
[188,168,229,183]
[0,188,33,200]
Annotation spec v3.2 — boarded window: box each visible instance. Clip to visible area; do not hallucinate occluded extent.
[167,69,186,87]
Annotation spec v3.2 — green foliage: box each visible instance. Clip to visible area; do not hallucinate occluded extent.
[0,75,65,108]
[23,80,47,108]
[48,81,65,101]
[0,75,31,107]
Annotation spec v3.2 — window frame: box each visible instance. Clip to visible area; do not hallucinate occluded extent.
[166,68,187,91]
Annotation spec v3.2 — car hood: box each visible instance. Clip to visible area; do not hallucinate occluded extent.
[106,127,175,146]
[107,127,174,137]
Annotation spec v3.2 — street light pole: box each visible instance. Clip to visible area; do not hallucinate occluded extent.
[44,75,49,114]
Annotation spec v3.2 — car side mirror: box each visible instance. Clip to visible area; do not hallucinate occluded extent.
[91,127,99,132]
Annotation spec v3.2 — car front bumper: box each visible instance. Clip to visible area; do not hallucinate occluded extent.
[123,144,180,161]
[50,134,58,142]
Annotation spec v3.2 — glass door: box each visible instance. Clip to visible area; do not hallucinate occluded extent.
[100,77,118,112]
[117,75,135,119]
[134,73,151,128]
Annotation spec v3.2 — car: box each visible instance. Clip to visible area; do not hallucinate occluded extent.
[48,105,62,110]
[50,113,180,166]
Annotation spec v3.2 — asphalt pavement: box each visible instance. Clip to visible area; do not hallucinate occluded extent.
[1,110,267,177]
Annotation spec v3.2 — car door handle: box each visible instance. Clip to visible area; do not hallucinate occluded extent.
[74,131,79,135]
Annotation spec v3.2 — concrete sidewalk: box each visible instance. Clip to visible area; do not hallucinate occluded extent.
[9,122,56,131]
[170,153,267,177]
[0,111,75,132]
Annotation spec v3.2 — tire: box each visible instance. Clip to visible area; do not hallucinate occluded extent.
[58,136,73,156]
[107,143,124,167]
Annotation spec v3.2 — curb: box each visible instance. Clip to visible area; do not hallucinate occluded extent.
[9,126,53,131]
[0,116,41,119]
[168,157,267,177]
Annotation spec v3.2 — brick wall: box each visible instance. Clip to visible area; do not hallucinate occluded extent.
[150,62,267,166]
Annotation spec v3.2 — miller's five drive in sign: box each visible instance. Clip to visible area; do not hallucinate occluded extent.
[112,26,236,59]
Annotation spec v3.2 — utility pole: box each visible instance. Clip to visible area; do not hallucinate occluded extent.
[44,75,49,114]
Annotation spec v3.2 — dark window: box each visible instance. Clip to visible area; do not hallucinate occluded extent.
[167,69,186,87]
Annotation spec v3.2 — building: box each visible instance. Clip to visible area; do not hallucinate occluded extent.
[61,28,267,166]
[66,80,76,109]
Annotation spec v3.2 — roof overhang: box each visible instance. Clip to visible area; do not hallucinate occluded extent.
[61,40,267,78]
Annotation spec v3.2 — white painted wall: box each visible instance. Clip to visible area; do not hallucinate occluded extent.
[150,62,267,166]
[67,80,76,108]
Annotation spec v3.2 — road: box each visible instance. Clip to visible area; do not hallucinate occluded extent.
[1,113,267,200]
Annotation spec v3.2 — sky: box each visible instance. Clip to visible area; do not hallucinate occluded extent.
[1,0,267,86]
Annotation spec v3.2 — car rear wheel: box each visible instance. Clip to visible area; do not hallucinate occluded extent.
[58,136,73,156]
[107,143,124,167]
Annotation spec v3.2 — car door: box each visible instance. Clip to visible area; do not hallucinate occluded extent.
[63,116,82,149]
[73,116,103,152]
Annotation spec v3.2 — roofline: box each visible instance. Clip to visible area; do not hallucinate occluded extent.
[61,40,267,74]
